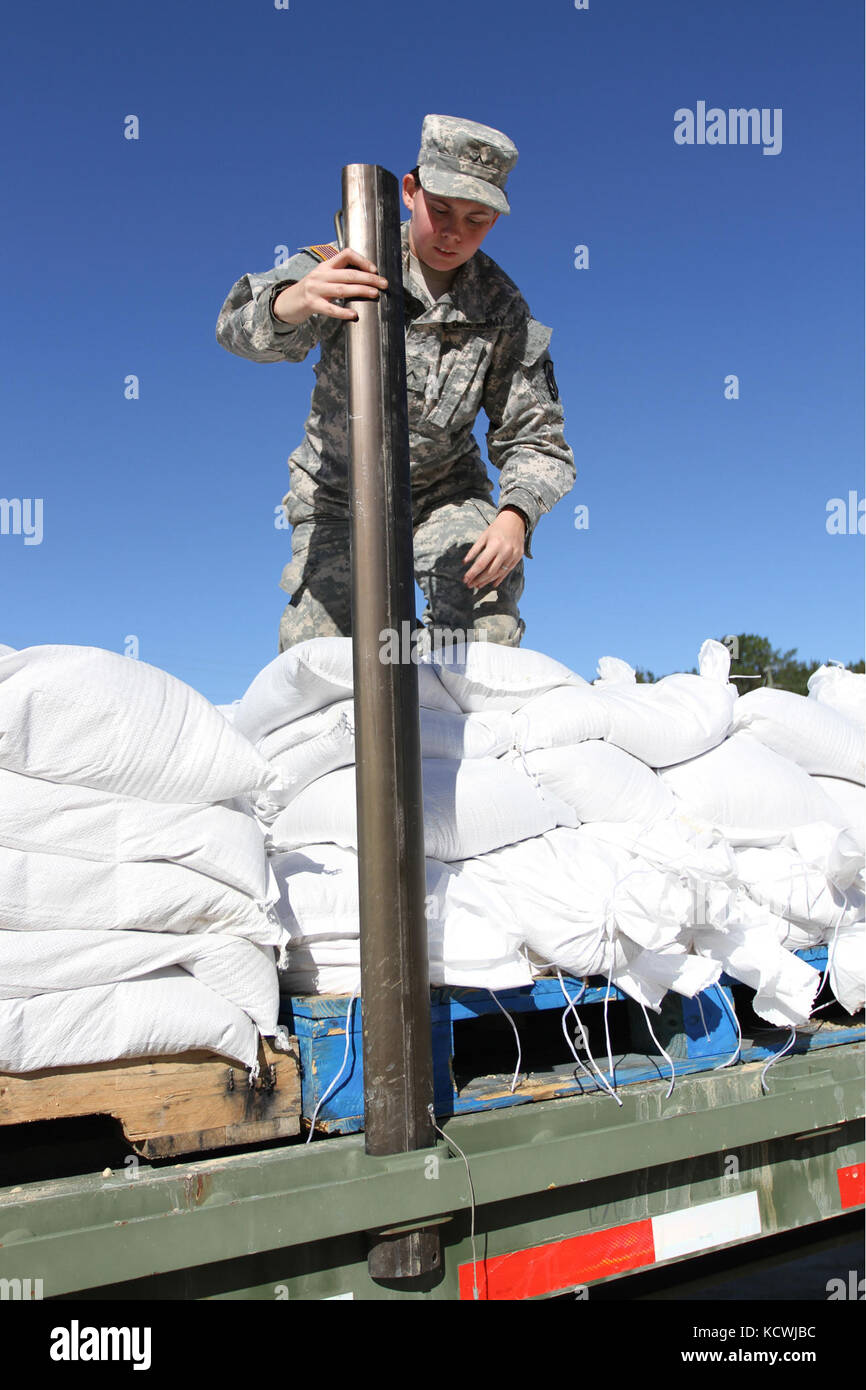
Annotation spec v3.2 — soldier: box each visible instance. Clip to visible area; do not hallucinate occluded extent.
[216,114,575,653]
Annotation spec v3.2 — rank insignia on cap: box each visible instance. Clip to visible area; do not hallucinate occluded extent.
[302,242,340,262]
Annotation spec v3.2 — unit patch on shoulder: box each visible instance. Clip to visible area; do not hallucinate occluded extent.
[302,242,340,262]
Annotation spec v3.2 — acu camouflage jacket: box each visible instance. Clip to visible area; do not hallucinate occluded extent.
[216,221,575,554]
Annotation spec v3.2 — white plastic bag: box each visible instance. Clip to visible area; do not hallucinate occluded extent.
[235,637,460,743]
[0,646,274,802]
[593,640,737,767]
[522,741,675,824]
[828,922,865,1014]
[0,845,284,946]
[808,664,866,728]
[0,928,278,1033]
[660,732,847,844]
[432,642,586,712]
[268,758,576,861]
[733,686,865,784]
[0,769,271,899]
[0,971,262,1071]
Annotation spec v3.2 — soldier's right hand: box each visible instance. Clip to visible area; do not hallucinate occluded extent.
[272,248,388,324]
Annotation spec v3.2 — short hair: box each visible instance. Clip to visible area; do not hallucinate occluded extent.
[409,165,422,187]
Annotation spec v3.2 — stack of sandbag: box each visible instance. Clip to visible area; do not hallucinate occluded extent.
[237,635,864,1029]
[233,640,718,1010]
[655,664,865,1018]
[0,645,285,1071]
[273,843,533,995]
[233,640,579,993]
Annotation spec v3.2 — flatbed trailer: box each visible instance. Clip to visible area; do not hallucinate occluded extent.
[0,1004,861,1302]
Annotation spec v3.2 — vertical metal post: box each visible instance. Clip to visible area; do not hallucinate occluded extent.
[342,164,440,1281]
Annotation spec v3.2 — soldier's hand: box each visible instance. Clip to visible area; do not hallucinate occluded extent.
[272,248,388,325]
[462,510,525,590]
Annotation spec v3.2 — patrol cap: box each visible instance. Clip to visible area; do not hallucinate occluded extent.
[416,115,518,215]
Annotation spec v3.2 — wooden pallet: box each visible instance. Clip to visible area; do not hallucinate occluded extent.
[0,1037,302,1159]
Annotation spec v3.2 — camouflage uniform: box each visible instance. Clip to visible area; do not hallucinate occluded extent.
[216,118,575,651]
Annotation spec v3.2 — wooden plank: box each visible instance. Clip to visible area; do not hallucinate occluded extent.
[0,1038,301,1157]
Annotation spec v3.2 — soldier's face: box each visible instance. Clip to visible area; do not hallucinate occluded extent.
[402,177,498,272]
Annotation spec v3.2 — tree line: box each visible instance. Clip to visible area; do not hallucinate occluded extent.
[634,634,865,695]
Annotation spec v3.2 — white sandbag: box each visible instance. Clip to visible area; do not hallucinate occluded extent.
[808,664,866,728]
[783,822,864,892]
[215,701,240,723]
[272,842,525,952]
[773,918,819,950]
[431,642,586,713]
[510,685,611,752]
[0,970,261,1071]
[0,646,274,803]
[280,964,363,996]
[603,938,722,1012]
[277,850,532,991]
[578,812,737,887]
[270,844,363,941]
[732,686,865,784]
[283,921,530,991]
[268,759,576,861]
[0,929,278,1032]
[0,845,283,946]
[260,703,515,803]
[828,922,865,1014]
[259,706,513,815]
[0,769,270,899]
[421,707,516,760]
[812,777,865,854]
[733,844,864,935]
[0,645,15,656]
[660,732,847,844]
[593,640,737,767]
[235,638,460,743]
[257,698,355,762]
[522,742,675,824]
[262,712,357,810]
[688,917,821,1027]
[454,828,714,1008]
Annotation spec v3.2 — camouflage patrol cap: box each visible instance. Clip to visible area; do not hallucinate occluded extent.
[416,115,518,215]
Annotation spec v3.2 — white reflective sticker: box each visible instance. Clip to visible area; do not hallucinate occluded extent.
[652,1191,761,1263]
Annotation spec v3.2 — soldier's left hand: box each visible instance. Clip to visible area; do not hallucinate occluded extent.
[462,510,525,590]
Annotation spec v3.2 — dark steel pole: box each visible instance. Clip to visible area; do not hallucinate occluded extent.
[342,164,440,1281]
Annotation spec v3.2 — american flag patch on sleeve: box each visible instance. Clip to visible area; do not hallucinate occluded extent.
[302,242,340,262]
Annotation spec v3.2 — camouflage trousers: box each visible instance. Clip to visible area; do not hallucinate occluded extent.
[277,496,525,654]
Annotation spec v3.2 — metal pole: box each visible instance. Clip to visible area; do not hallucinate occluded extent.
[342,164,440,1281]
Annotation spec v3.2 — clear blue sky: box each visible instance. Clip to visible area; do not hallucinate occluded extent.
[1,0,862,701]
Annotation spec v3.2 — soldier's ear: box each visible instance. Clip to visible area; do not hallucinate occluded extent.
[401,173,419,211]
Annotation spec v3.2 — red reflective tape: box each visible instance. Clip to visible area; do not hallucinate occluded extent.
[458,1218,655,1301]
[837,1164,864,1210]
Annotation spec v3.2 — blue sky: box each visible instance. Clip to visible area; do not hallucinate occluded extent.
[1,0,863,701]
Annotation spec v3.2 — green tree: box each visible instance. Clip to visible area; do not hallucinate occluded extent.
[633,637,864,692]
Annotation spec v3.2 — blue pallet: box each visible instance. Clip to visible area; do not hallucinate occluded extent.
[280,974,741,1135]
[724,946,866,1062]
